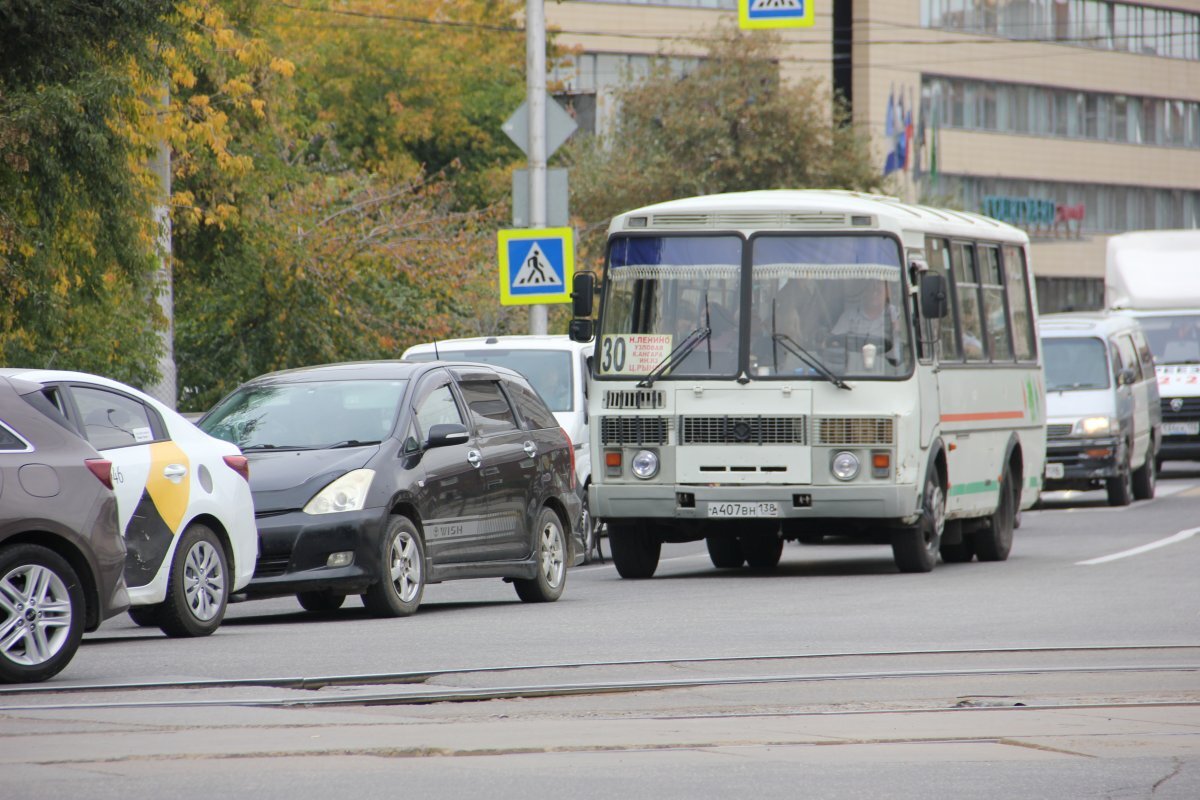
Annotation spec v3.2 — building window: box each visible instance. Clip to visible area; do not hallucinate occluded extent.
[923,75,1200,150]
[922,0,1200,62]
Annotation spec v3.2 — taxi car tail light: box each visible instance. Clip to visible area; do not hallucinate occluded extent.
[85,458,114,490]
[223,454,250,482]
[561,428,576,490]
[303,468,376,515]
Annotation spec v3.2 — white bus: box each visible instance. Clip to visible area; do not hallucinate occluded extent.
[568,190,1046,578]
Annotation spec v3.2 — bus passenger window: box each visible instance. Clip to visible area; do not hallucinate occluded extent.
[1002,244,1036,360]
[952,242,986,361]
[980,245,1013,361]
[926,237,960,360]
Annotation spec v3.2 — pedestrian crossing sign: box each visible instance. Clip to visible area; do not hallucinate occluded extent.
[738,0,814,29]
[498,227,575,306]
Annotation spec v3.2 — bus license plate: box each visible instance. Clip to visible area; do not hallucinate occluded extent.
[1162,422,1200,436]
[1045,463,1065,479]
[707,502,779,518]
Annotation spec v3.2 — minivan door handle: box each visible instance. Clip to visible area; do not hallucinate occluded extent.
[523,441,538,458]
[466,449,482,468]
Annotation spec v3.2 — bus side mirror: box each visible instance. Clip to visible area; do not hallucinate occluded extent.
[571,272,595,317]
[569,318,594,343]
[920,273,949,319]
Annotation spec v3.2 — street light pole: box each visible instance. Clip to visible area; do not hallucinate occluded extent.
[526,0,548,336]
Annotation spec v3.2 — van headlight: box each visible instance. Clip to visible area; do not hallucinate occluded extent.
[1076,416,1117,437]
[304,469,375,514]
[831,451,860,481]
[631,449,660,480]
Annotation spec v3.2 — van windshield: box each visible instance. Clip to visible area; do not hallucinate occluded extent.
[1137,314,1200,365]
[1043,337,1110,391]
[424,349,573,411]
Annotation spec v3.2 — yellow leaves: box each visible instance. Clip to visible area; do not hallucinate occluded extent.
[269,58,296,78]
[250,98,266,118]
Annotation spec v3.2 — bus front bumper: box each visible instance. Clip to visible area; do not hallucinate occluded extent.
[591,482,920,524]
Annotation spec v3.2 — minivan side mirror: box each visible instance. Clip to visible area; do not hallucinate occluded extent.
[571,272,595,317]
[920,272,949,319]
[425,422,469,449]
[1117,367,1137,386]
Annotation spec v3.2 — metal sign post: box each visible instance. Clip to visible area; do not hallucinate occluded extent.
[526,0,548,335]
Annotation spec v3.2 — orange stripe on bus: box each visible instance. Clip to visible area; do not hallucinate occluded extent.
[941,411,1026,422]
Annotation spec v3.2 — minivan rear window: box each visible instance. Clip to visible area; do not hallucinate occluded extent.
[1043,337,1110,391]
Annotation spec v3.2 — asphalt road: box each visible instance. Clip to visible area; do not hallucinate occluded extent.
[3,467,1199,798]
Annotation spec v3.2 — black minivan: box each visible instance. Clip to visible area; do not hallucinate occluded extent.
[199,361,583,616]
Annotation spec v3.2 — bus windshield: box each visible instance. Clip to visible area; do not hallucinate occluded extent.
[750,236,911,378]
[597,234,912,381]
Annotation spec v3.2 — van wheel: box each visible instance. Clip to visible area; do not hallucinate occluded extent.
[892,466,944,573]
[1106,457,1134,507]
[976,466,1016,561]
[1132,450,1156,500]
[608,521,661,579]
[706,536,744,569]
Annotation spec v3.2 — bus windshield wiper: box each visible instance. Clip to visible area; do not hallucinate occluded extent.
[772,333,852,391]
[637,327,711,388]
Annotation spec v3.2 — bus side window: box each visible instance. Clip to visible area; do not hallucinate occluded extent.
[979,245,1013,362]
[1002,244,1037,361]
[952,241,987,362]
[925,236,961,361]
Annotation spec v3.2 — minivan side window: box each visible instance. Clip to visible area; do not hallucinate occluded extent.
[505,380,559,431]
[1115,335,1140,381]
[414,383,464,440]
[458,380,519,435]
[1132,329,1155,374]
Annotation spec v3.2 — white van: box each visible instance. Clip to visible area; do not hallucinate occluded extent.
[1040,313,1161,505]
[401,335,600,560]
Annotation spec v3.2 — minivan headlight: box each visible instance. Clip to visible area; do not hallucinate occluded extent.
[1076,416,1117,437]
[304,469,375,515]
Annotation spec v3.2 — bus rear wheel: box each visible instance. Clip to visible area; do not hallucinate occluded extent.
[976,466,1016,561]
[608,521,661,579]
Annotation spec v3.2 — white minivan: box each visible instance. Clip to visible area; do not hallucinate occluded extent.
[1040,313,1162,505]
[401,335,600,560]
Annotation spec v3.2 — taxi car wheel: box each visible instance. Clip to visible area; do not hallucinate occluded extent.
[0,544,85,684]
[127,606,162,628]
[892,468,944,573]
[976,466,1016,562]
[296,591,346,613]
[362,516,425,618]
[706,535,744,569]
[158,523,229,638]
[515,507,567,603]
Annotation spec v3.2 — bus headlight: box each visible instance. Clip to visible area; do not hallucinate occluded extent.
[631,449,660,480]
[831,451,860,481]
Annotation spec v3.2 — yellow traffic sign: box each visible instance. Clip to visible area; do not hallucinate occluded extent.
[738,0,814,29]
[498,228,575,306]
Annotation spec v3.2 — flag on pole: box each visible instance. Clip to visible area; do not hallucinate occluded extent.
[883,88,900,176]
[903,89,914,171]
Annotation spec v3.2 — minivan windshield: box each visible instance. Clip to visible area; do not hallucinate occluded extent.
[419,349,572,411]
[200,379,408,450]
[1043,337,1110,391]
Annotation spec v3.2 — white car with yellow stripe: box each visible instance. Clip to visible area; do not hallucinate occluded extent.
[0,369,257,637]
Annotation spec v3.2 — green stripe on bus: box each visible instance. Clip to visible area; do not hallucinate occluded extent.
[948,481,998,497]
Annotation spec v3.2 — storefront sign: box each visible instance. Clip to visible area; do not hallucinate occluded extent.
[981,196,1086,239]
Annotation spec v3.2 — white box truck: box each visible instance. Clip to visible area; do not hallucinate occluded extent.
[1106,229,1200,465]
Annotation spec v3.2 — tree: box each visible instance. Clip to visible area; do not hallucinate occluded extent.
[0,0,175,383]
[564,26,879,262]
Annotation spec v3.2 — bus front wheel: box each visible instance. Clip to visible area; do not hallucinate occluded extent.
[608,521,661,579]
[892,467,944,573]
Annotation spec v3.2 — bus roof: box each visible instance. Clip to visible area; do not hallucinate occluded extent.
[608,190,1029,244]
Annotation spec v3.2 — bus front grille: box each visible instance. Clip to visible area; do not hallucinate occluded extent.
[815,417,894,445]
[680,415,807,445]
[600,416,671,445]
[603,389,666,410]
